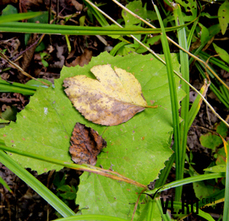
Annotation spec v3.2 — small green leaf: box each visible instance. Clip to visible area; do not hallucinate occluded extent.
[198,23,209,44]
[59,192,76,200]
[58,185,72,192]
[0,175,12,193]
[41,59,49,67]
[216,121,228,137]
[122,0,147,26]
[193,180,219,201]
[175,0,197,21]
[204,164,226,173]
[200,133,222,149]
[1,106,17,121]
[213,43,229,64]
[27,11,49,24]
[2,5,18,16]
[218,0,229,35]
[215,147,226,165]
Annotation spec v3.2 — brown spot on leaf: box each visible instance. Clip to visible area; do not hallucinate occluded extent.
[150,100,155,104]
[69,123,107,165]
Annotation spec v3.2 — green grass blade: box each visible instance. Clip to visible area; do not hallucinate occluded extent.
[54,215,129,221]
[171,201,215,220]
[188,83,208,128]
[174,4,190,201]
[223,140,229,221]
[146,172,225,195]
[195,62,229,108]
[0,144,96,172]
[84,2,109,27]
[220,83,229,101]
[0,78,51,95]
[152,2,181,201]
[0,83,36,95]
[156,198,172,221]
[0,174,12,193]
[0,144,146,189]
[0,22,190,35]
[0,12,42,23]
[186,19,198,50]
[0,150,75,217]
[199,51,229,72]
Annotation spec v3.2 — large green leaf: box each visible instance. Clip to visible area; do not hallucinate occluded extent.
[0,52,184,220]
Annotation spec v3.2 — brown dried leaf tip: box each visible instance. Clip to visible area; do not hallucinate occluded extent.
[69,123,107,166]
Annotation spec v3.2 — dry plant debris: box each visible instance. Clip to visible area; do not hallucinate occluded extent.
[64,64,148,126]
[69,122,107,165]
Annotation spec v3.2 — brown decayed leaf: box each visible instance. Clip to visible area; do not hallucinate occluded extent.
[63,64,148,126]
[65,49,92,67]
[69,123,107,165]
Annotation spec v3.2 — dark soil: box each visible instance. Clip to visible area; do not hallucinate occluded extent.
[0,1,228,220]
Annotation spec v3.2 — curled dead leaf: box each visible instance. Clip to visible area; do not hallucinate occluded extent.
[69,123,106,165]
[64,64,150,126]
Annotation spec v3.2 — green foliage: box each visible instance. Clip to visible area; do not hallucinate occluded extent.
[0,106,17,122]
[193,122,228,205]
[53,173,77,201]
[111,0,159,56]
[121,0,156,27]
[200,133,222,149]
[0,52,184,220]
[1,0,228,220]
[218,0,229,35]
[200,122,228,150]
[0,9,42,24]
[213,43,229,64]
[2,5,18,15]
[175,0,197,21]
[0,175,12,193]
[24,11,49,52]
[40,52,50,67]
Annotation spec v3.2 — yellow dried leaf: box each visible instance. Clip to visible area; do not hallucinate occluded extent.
[63,64,149,126]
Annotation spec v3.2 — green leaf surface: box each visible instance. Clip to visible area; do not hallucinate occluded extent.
[2,5,18,15]
[27,11,49,24]
[72,54,183,220]
[213,43,229,64]
[198,23,209,44]
[204,164,226,173]
[0,175,12,193]
[54,214,129,221]
[193,180,219,200]
[0,52,184,220]
[200,133,222,150]
[122,0,147,26]
[216,121,228,137]
[215,147,226,165]
[218,0,229,35]
[175,0,197,21]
